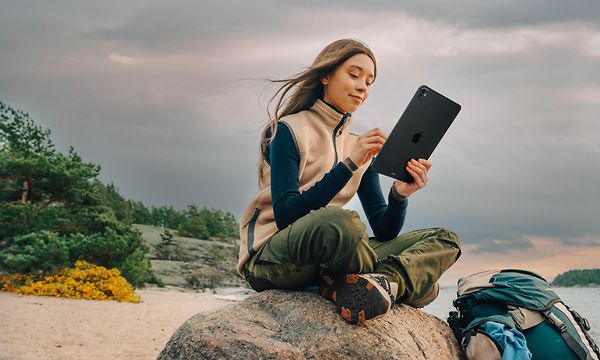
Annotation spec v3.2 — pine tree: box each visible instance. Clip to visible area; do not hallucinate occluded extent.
[155,229,177,260]
[0,100,151,286]
[160,229,175,246]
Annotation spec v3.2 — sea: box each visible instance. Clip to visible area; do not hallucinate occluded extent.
[421,286,600,345]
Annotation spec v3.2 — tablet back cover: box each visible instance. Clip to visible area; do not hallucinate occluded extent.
[372,85,461,182]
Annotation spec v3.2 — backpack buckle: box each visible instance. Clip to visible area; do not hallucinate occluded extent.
[545,312,567,333]
[570,309,591,331]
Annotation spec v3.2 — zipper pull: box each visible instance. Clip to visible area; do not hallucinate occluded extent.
[337,113,351,137]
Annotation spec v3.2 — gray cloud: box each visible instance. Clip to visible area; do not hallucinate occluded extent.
[373,1,600,29]
[1,1,599,256]
[76,1,600,54]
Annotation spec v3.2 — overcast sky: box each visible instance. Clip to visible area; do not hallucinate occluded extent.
[1,1,598,282]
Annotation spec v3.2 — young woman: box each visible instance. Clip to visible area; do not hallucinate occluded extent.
[237,39,461,324]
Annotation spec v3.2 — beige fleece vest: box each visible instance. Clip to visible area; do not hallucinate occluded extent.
[237,99,370,276]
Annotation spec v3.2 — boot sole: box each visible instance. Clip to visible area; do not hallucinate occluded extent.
[320,274,390,324]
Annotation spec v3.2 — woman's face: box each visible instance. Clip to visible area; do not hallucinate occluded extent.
[321,53,375,113]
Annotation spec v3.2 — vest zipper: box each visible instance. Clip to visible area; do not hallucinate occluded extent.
[331,113,351,170]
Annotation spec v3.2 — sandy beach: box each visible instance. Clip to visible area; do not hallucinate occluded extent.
[0,288,239,360]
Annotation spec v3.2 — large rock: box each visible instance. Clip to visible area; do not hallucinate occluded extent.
[158,290,461,360]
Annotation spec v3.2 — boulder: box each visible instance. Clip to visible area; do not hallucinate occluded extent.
[158,290,461,360]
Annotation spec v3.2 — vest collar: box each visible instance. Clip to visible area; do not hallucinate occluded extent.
[311,98,353,130]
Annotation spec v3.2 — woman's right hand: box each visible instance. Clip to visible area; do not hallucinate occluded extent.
[348,128,388,167]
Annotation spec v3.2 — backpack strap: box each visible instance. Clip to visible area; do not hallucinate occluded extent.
[544,304,600,360]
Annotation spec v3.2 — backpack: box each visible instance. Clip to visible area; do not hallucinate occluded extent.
[447,269,599,360]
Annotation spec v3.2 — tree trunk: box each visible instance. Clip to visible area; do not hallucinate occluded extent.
[21,178,30,204]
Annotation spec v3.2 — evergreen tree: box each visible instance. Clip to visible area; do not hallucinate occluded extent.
[200,207,226,238]
[0,101,151,286]
[128,199,151,224]
[222,211,240,239]
[95,181,133,223]
[160,228,175,246]
[155,229,176,260]
[0,102,54,157]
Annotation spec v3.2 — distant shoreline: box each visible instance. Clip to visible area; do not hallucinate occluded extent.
[552,269,600,287]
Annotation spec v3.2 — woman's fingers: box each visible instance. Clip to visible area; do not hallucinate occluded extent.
[410,159,426,171]
[407,160,428,186]
[405,165,425,187]
[418,158,432,170]
[409,159,427,177]
[366,142,384,155]
[361,128,388,141]
[363,135,386,145]
[374,128,388,141]
[410,160,427,182]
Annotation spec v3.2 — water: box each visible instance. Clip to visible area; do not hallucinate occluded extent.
[421,286,600,344]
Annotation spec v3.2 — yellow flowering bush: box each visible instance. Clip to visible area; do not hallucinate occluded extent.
[0,260,140,303]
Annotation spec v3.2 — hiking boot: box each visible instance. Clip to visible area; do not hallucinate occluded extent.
[408,282,440,308]
[319,273,398,324]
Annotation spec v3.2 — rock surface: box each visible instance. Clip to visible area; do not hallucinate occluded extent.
[134,224,246,289]
[158,290,461,360]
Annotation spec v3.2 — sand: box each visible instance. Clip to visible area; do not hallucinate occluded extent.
[0,288,237,360]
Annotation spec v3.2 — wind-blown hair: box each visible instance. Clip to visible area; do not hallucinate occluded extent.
[257,38,376,186]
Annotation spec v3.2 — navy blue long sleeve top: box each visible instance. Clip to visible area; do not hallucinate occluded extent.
[270,122,408,241]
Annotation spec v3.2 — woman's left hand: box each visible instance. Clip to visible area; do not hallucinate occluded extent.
[393,158,432,197]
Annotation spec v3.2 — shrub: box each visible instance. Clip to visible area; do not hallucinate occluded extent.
[0,260,140,302]
[185,274,200,287]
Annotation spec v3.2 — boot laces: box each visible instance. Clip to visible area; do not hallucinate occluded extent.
[373,274,398,314]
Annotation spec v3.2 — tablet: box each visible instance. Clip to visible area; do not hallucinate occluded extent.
[372,85,461,182]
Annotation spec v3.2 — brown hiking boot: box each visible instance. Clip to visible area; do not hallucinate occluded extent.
[319,273,398,324]
[408,282,440,308]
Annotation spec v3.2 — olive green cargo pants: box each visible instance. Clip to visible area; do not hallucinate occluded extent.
[243,206,461,303]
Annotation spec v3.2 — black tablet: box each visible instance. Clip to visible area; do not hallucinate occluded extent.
[372,85,461,182]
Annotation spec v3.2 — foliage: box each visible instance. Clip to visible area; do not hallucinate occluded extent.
[185,267,224,289]
[0,100,240,293]
[0,102,54,156]
[117,246,152,288]
[185,273,200,287]
[0,230,70,274]
[177,204,209,238]
[134,203,239,240]
[155,229,178,260]
[0,260,140,302]
[552,269,600,287]
[160,228,175,246]
[95,181,133,223]
[128,199,151,224]
[0,100,151,286]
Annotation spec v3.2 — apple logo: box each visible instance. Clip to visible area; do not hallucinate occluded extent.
[411,131,423,143]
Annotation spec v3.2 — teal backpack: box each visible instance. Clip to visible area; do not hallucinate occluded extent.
[447,269,599,360]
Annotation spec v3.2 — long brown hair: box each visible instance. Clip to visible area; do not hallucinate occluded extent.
[257,38,377,185]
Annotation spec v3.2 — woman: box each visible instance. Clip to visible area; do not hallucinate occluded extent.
[238,39,461,324]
